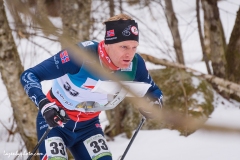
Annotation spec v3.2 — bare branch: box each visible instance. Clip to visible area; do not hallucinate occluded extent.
[140,53,240,99]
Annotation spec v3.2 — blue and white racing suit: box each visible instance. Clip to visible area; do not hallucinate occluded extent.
[20,40,163,160]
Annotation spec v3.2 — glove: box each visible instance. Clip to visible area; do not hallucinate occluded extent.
[138,98,163,119]
[39,98,69,128]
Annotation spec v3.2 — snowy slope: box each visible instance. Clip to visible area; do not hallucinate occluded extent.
[100,93,240,160]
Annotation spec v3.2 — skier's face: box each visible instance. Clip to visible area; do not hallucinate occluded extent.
[105,40,139,69]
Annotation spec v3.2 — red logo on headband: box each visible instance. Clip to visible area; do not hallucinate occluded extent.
[106,29,115,37]
[131,26,138,35]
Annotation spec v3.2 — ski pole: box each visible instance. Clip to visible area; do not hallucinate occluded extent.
[27,127,52,160]
[120,116,146,160]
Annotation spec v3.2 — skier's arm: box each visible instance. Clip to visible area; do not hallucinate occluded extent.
[134,54,163,118]
[20,50,81,107]
[134,54,163,104]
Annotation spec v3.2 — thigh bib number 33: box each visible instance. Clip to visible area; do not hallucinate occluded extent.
[45,137,68,160]
[84,134,111,160]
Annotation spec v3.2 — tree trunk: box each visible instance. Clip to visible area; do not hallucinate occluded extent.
[201,0,227,79]
[4,0,29,39]
[196,0,212,74]
[0,0,38,156]
[164,0,185,64]
[226,8,240,84]
[45,0,61,17]
[109,0,115,17]
[60,0,92,46]
[105,98,142,139]
[119,0,123,13]
[35,0,54,36]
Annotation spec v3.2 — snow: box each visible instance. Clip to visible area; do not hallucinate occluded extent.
[98,74,240,160]
[1,0,240,159]
[99,85,240,160]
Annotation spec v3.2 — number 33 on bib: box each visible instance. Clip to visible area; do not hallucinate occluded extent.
[45,137,68,160]
[84,134,111,160]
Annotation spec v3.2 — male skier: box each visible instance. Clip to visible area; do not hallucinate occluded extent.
[21,13,163,160]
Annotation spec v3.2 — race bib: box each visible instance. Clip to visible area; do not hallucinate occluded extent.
[84,134,111,160]
[45,137,68,160]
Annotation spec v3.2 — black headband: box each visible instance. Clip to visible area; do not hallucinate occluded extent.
[104,20,139,44]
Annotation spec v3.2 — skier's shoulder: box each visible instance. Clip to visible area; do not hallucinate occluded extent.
[134,53,146,68]
[77,40,99,54]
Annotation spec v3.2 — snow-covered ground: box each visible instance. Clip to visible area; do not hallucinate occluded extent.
[100,92,240,160]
